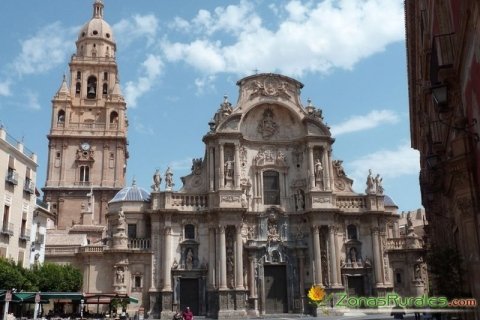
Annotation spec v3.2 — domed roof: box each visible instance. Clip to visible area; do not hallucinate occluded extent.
[78,0,115,43]
[384,195,398,208]
[109,180,150,203]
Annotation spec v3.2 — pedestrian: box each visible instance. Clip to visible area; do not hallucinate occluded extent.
[390,305,406,319]
[182,307,193,320]
[172,310,182,320]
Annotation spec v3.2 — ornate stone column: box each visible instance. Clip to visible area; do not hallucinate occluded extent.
[297,250,305,313]
[219,144,225,189]
[235,224,244,289]
[218,225,227,289]
[322,147,330,190]
[312,225,323,285]
[234,144,241,189]
[209,146,215,191]
[371,228,383,286]
[208,226,216,289]
[163,227,172,291]
[328,225,339,287]
[308,146,315,189]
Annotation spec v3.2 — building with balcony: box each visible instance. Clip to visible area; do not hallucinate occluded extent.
[0,126,38,267]
[29,198,56,266]
[406,0,480,309]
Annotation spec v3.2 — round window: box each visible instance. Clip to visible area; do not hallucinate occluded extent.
[93,30,98,35]
[106,33,110,38]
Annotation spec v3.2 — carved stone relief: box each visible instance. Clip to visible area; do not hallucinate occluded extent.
[257,109,279,139]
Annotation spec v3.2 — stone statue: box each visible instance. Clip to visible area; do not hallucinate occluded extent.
[414,264,421,280]
[186,249,193,270]
[314,159,323,179]
[172,258,178,269]
[333,160,346,177]
[365,169,375,194]
[375,174,384,195]
[295,189,304,211]
[151,169,161,191]
[165,167,174,191]
[116,267,125,283]
[224,159,234,178]
[241,189,248,208]
[118,211,126,229]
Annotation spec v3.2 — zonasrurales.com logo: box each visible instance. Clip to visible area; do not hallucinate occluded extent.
[334,293,449,308]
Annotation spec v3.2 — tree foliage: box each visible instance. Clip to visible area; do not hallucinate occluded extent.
[0,259,82,292]
[35,263,83,292]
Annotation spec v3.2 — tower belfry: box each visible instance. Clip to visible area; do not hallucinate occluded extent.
[43,0,128,232]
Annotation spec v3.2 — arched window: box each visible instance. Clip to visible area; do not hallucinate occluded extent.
[57,110,65,123]
[76,82,81,94]
[347,224,357,240]
[87,76,97,99]
[79,165,90,182]
[76,71,81,80]
[263,170,280,205]
[103,83,108,94]
[185,224,195,239]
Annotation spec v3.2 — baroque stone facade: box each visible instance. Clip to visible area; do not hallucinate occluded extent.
[41,1,427,319]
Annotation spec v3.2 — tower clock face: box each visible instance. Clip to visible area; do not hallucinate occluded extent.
[81,142,90,151]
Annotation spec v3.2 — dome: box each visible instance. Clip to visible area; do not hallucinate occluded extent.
[77,0,115,43]
[109,181,150,203]
[384,195,398,208]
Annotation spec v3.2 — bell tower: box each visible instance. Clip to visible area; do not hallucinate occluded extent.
[43,0,128,229]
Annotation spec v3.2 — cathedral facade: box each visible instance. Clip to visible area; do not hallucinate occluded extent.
[42,1,428,319]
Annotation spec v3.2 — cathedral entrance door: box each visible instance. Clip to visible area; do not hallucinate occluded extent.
[347,275,365,296]
[264,265,287,313]
[180,278,199,315]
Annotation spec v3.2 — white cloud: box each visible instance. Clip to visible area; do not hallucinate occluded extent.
[194,75,217,95]
[162,0,404,76]
[346,143,420,187]
[132,116,154,135]
[0,81,11,96]
[12,22,74,76]
[113,14,159,47]
[124,54,164,107]
[26,91,41,110]
[331,110,400,136]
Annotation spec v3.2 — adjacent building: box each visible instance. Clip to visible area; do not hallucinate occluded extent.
[406,0,480,310]
[0,126,38,268]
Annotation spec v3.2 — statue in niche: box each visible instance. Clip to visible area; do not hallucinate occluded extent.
[165,167,174,191]
[414,264,421,280]
[295,189,304,211]
[224,159,234,178]
[349,247,358,265]
[365,169,375,194]
[241,189,248,208]
[276,150,287,166]
[186,249,194,270]
[151,169,161,191]
[116,267,125,283]
[117,211,126,229]
[314,159,323,180]
[267,220,280,243]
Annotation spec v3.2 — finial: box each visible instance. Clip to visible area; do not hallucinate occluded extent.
[307,98,313,107]
[253,68,259,75]
[223,95,228,103]
[132,177,136,186]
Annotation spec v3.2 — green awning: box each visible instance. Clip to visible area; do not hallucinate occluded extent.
[13,293,36,302]
[41,292,83,300]
[129,296,138,304]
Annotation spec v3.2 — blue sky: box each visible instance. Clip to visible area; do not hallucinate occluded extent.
[0,0,421,212]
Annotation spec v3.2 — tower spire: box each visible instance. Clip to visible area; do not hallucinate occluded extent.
[93,0,104,19]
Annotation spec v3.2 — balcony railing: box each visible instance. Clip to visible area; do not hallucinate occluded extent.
[0,223,14,236]
[24,179,35,194]
[170,194,208,210]
[5,171,18,185]
[78,245,105,253]
[336,196,367,209]
[128,238,151,250]
[45,247,78,256]
[19,229,30,241]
